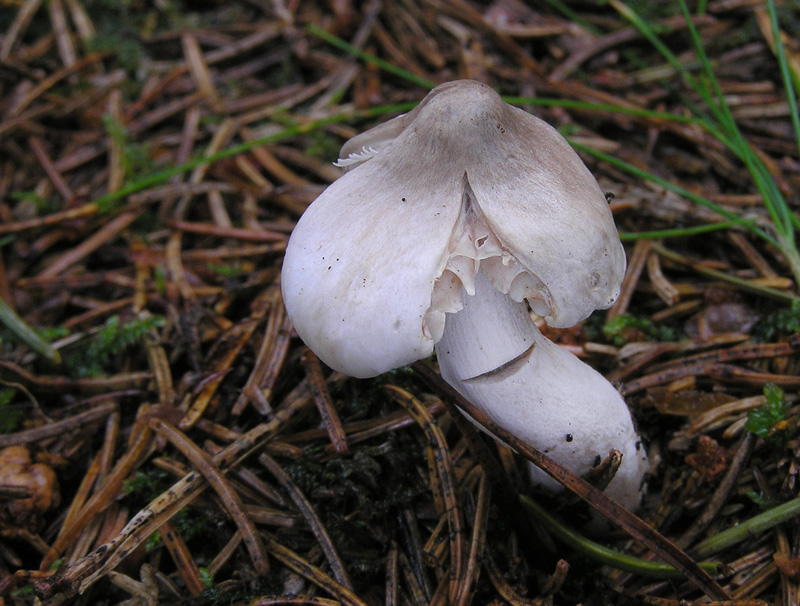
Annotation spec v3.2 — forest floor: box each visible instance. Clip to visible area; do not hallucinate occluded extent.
[1,0,800,604]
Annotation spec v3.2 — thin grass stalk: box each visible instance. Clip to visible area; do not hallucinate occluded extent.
[88,104,416,215]
[569,142,776,245]
[766,0,800,157]
[618,220,757,242]
[678,0,794,245]
[305,23,435,90]
[502,96,698,124]
[610,0,800,287]
[0,296,61,363]
[519,495,721,579]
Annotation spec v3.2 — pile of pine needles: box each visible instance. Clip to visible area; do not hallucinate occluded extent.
[1,0,800,604]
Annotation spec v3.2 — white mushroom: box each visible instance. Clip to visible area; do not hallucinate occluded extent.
[282,80,648,508]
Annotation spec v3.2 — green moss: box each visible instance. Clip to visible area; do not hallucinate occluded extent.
[305,130,345,160]
[199,568,214,588]
[206,264,246,278]
[601,313,678,346]
[86,32,147,75]
[746,383,791,445]
[284,438,426,536]
[753,300,800,342]
[198,577,282,606]
[10,190,60,216]
[621,0,680,22]
[130,210,163,235]
[103,115,155,180]
[123,468,172,497]
[64,314,165,377]
[0,388,24,434]
[746,491,776,508]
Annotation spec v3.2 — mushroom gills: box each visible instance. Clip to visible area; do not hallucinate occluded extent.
[435,272,648,512]
[423,178,553,344]
[333,146,381,168]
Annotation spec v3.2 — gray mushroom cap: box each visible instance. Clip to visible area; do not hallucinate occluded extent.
[281,80,625,378]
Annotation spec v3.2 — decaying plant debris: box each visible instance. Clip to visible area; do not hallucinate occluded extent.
[1,0,800,604]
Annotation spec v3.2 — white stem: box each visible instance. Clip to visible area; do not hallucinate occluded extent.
[435,272,648,512]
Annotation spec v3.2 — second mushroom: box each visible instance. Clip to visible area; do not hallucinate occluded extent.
[281,80,648,511]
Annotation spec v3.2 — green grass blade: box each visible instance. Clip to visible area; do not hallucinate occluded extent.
[569,141,777,247]
[91,104,416,213]
[520,495,722,579]
[305,23,436,90]
[535,0,595,32]
[679,0,795,246]
[503,97,699,124]
[766,0,800,158]
[608,0,687,82]
[606,1,737,152]
[694,496,800,559]
[619,220,756,242]
[0,297,61,364]
[608,0,800,286]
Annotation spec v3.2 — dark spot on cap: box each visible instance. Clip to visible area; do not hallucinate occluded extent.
[565,434,574,442]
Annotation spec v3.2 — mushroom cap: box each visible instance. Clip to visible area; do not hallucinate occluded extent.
[282,80,625,378]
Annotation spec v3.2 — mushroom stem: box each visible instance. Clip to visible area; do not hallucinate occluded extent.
[435,272,648,512]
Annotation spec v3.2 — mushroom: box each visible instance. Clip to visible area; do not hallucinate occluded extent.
[0,445,60,531]
[281,80,648,509]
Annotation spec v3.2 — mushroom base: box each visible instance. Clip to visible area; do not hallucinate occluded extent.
[435,272,648,513]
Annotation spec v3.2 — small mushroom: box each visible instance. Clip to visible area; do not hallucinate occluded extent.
[282,80,647,508]
[0,445,60,531]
